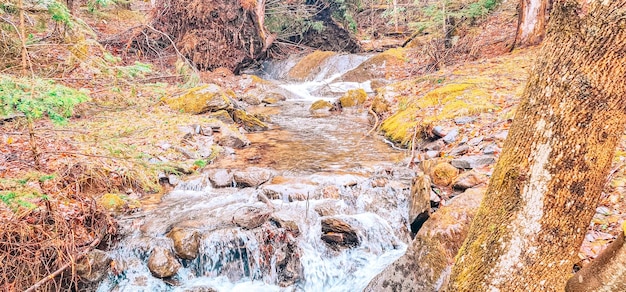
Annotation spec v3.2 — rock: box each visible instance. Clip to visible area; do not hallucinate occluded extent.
[482,143,500,155]
[270,214,301,236]
[168,174,180,186]
[432,126,447,138]
[98,193,127,211]
[217,126,250,148]
[208,110,235,124]
[452,170,488,190]
[424,139,445,151]
[309,100,334,114]
[443,128,459,144]
[164,84,234,114]
[241,94,261,105]
[233,167,273,187]
[232,109,269,132]
[451,155,496,169]
[365,187,485,292]
[261,92,285,104]
[494,130,509,141]
[467,136,483,146]
[148,247,181,278]
[167,228,200,260]
[207,169,233,187]
[76,249,112,282]
[233,206,272,229]
[426,150,440,159]
[314,200,347,217]
[449,145,470,157]
[321,185,341,199]
[454,116,475,125]
[321,217,360,248]
[429,162,459,186]
[338,89,367,108]
[287,51,337,81]
[409,174,432,234]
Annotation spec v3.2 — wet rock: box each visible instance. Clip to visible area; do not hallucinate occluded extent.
[409,174,432,234]
[454,116,475,125]
[207,168,233,187]
[181,286,218,292]
[164,84,234,114]
[449,145,470,157]
[233,206,272,229]
[217,126,250,148]
[314,200,348,217]
[168,174,180,186]
[338,88,367,108]
[370,177,388,188]
[429,162,459,186]
[261,183,317,201]
[233,167,273,187]
[76,249,112,282]
[452,170,489,190]
[208,110,235,124]
[167,228,200,260]
[270,214,300,236]
[443,128,459,144]
[148,247,181,278]
[451,155,496,169]
[365,187,485,292]
[309,100,334,114]
[321,217,360,248]
[232,109,269,132]
[321,185,341,199]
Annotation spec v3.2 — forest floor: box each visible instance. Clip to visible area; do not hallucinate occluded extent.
[1,1,625,290]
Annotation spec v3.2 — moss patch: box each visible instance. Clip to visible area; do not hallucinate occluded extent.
[287,51,337,81]
[341,48,409,82]
[164,84,235,114]
[339,89,367,108]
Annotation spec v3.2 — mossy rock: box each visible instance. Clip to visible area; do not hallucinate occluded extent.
[232,109,268,132]
[208,110,235,124]
[340,48,408,82]
[309,100,333,111]
[429,162,459,186]
[338,89,367,108]
[98,193,127,211]
[287,51,337,81]
[381,80,496,146]
[164,84,235,114]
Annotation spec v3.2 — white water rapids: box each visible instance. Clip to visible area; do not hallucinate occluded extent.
[97,53,411,292]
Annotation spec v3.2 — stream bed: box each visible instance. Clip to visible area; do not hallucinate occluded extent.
[97,54,414,292]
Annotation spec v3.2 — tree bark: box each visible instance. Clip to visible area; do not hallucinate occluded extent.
[447,0,626,291]
[514,0,552,46]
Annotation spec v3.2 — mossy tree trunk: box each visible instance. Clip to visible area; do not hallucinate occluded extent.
[447,0,626,291]
[514,0,552,46]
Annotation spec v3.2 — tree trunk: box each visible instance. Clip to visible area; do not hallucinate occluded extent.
[514,0,552,46]
[447,0,626,291]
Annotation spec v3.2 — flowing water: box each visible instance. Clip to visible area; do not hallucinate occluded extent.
[97,54,413,292]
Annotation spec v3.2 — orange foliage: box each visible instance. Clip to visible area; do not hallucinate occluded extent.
[240,0,256,10]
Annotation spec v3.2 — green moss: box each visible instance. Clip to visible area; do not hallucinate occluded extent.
[339,89,367,108]
[164,84,234,114]
[287,51,337,81]
[309,100,333,111]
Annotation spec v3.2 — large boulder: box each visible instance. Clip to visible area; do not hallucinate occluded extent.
[365,187,485,291]
[147,247,181,278]
[167,228,200,260]
[233,167,274,187]
[164,84,235,114]
[338,89,367,108]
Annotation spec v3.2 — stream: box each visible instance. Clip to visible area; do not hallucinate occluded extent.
[97,54,414,292]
